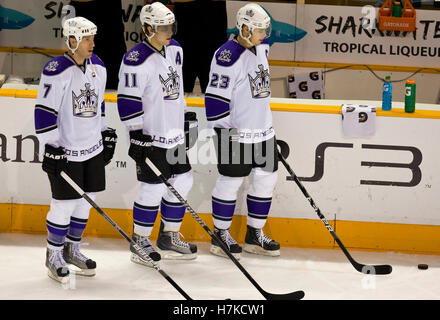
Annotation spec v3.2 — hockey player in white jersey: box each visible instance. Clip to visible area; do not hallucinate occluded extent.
[205,3,280,259]
[117,2,197,266]
[34,17,117,283]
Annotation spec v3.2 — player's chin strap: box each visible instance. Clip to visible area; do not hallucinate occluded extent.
[142,25,156,42]
[241,32,254,47]
[239,26,255,47]
[67,41,80,55]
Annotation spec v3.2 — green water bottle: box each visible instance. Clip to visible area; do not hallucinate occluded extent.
[404,78,416,113]
[392,1,402,17]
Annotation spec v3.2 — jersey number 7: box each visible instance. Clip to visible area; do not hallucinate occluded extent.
[43,84,52,98]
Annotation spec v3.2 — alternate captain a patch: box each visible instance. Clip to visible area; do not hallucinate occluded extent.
[72,83,99,117]
[248,64,271,99]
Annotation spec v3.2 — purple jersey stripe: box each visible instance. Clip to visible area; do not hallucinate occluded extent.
[117,97,143,120]
[35,106,57,131]
[205,95,230,119]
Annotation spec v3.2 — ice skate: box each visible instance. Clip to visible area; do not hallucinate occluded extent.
[156,222,197,260]
[63,242,97,276]
[244,225,280,256]
[46,248,70,284]
[130,233,161,267]
[210,227,242,260]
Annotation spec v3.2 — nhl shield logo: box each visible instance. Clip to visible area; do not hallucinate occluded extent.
[248,64,271,99]
[159,66,180,100]
[72,83,99,117]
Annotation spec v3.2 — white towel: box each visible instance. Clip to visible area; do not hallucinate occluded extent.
[342,104,376,137]
[287,70,324,99]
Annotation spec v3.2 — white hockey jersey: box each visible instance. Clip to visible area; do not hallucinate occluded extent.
[34,53,107,162]
[205,39,274,144]
[117,40,186,149]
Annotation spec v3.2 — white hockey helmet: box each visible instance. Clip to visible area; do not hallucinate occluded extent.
[236,3,271,45]
[140,2,176,40]
[63,17,97,54]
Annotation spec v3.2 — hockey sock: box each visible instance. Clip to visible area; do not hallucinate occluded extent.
[160,198,184,232]
[211,175,243,229]
[247,168,278,229]
[46,198,76,250]
[133,202,159,237]
[66,217,88,243]
[160,172,193,231]
[212,196,236,230]
[67,195,94,243]
[132,182,167,236]
[246,194,271,229]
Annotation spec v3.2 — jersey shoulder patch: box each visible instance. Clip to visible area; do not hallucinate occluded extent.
[123,42,154,66]
[89,53,105,68]
[42,56,74,76]
[215,40,246,67]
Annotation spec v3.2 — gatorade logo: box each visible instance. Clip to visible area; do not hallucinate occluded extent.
[312,90,321,99]
[309,72,319,81]
[288,75,295,83]
[299,81,308,92]
[289,92,297,98]
[405,87,412,96]
[359,112,368,123]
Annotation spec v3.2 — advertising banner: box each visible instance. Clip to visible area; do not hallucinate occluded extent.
[295,4,440,68]
[2,95,440,226]
[2,2,439,68]
[0,0,144,50]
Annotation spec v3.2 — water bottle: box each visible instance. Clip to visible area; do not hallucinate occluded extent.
[382,76,392,111]
[392,1,402,17]
[405,78,416,113]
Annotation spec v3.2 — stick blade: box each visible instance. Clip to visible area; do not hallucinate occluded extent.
[265,290,305,300]
[358,264,393,275]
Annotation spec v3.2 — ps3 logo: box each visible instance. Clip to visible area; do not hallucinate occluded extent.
[287,142,422,187]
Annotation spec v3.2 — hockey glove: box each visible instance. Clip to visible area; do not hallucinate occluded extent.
[184,111,198,150]
[42,145,67,176]
[102,128,118,165]
[128,130,153,163]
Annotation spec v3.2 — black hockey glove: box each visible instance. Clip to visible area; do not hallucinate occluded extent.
[102,128,118,165]
[42,145,67,176]
[128,130,153,163]
[184,111,198,150]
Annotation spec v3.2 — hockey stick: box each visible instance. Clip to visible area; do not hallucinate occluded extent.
[145,158,305,300]
[277,151,392,275]
[59,171,193,300]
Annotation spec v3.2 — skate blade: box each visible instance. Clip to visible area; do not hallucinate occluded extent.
[244,244,280,257]
[210,245,241,260]
[47,270,70,284]
[130,253,156,268]
[67,264,96,277]
[157,248,197,260]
